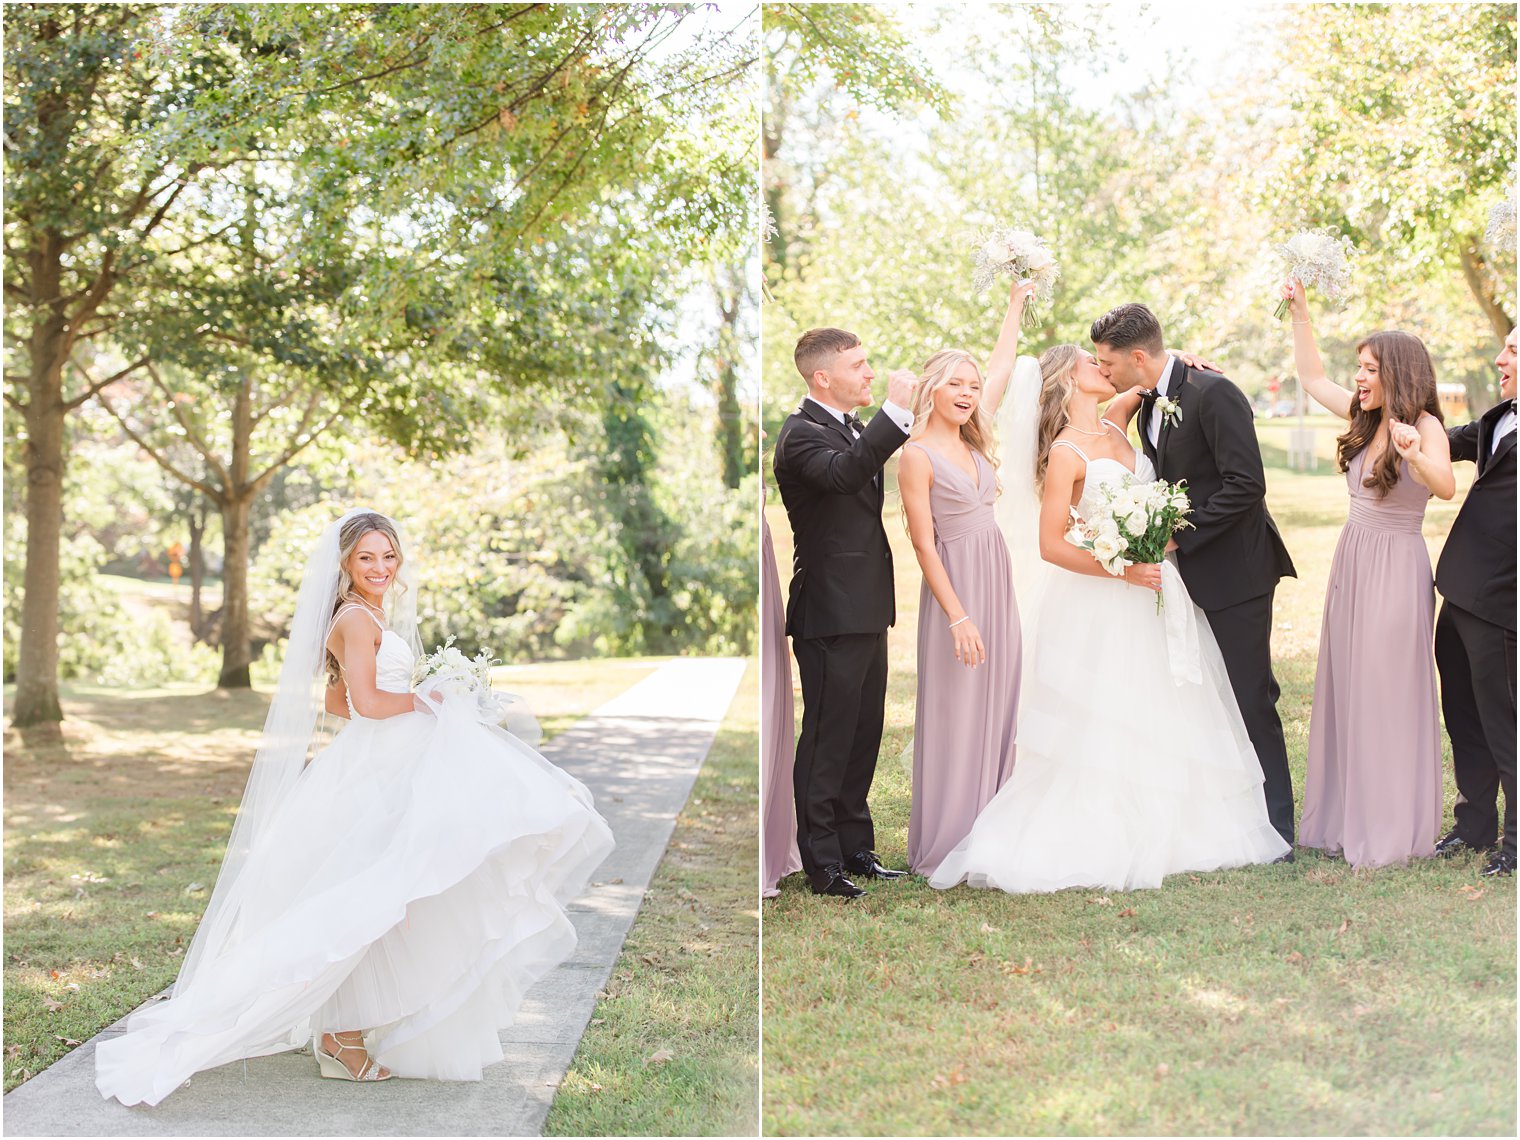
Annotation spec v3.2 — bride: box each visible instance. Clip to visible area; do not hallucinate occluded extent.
[929,349,1288,893]
[95,508,614,1106]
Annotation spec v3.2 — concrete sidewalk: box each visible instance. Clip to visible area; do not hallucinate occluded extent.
[2,657,748,1137]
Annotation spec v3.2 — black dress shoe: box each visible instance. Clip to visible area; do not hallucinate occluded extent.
[1480,850,1516,877]
[810,864,865,898]
[1272,851,1295,864]
[844,850,908,880]
[1434,831,1493,858]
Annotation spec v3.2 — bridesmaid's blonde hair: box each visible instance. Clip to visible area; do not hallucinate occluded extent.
[908,349,1000,469]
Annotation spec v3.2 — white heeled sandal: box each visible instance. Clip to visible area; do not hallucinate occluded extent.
[314,1032,393,1082]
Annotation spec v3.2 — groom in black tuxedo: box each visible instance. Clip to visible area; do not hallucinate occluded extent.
[1091,304,1299,850]
[773,328,915,897]
[1433,328,1516,877]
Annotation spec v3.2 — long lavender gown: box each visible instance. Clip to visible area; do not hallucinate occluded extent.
[1301,442,1443,868]
[761,513,802,896]
[907,442,1020,877]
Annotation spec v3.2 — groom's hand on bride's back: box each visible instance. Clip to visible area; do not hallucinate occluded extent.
[886,368,916,408]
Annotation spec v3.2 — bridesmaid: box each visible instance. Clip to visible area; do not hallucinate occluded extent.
[761,502,803,896]
[898,279,1033,877]
[1281,277,1455,868]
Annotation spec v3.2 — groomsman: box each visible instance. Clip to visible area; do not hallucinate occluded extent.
[1433,328,1517,877]
[773,328,913,898]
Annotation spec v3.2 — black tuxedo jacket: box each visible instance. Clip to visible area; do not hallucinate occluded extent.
[1436,399,1516,631]
[1139,361,1296,611]
[772,400,910,639]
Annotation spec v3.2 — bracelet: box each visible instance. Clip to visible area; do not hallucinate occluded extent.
[1291,319,1311,325]
[948,616,971,629]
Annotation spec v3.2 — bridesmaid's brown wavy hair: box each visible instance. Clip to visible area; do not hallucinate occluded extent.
[1338,331,1443,498]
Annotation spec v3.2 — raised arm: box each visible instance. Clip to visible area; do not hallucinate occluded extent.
[328,610,426,719]
[900,445,985,666]
[1037,446,1162,591]
[983,279,1038,413]
[1281,277,1355,420]
[773,411,908,495]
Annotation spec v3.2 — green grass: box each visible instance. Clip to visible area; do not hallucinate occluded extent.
[544,660,760,1137]
[1,657,660,1093]
[761,422,1516,1136]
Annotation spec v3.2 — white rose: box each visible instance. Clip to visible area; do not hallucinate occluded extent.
[1096,517,1121,544]
[1024,246,1055,272]
[982,239,1010,264]
[1124,506,1149,533]
[1092,534,1124,565]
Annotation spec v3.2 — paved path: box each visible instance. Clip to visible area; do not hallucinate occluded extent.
[3,657,747,1137]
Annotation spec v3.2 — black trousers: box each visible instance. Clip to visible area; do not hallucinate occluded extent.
[1435,600,1517,857]
[1205,589,1296,845]
[791,631,887,881]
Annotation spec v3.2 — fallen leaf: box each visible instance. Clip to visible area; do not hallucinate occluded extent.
[1089,896,1113,907]
[930,1067,968,1089]
[130,958,144,971]
[5,1045,21,1059]
[979,922,1001,934]
[1334,918,1351,936]
[41,999,63,1012]
[1155,1063,1170,1079]
[145,912,160,919]
[49,970,59,981]
[1284,951,1305,964]
[645,1048,674,1066]
[589,1082,603,1092]
[1464,887,1487,901]
[54,1036,80,1047]
[608,877,624,885]
[1118,908,1137,918]
[589,1018,604,1027]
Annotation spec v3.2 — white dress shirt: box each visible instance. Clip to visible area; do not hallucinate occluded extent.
[806,396,913,438]
[1146,353,1179,449]
[1492,400,1516,456]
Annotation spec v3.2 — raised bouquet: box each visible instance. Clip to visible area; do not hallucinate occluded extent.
[971,225,1060,321]
[1066,475,1193,611]
[413,637,510,721]
[1271,228,1354,320]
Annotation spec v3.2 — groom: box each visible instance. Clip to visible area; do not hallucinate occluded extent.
[773,327,914,898]
[1091,304,1299,851]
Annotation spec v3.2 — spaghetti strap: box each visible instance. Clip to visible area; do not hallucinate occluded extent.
[325,602,385,642]
[1101,418,1125,436]
[1048,439,1090,463]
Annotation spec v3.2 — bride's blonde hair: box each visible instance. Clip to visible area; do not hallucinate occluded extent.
[1034,344,1082,495]
[326,512,407,684]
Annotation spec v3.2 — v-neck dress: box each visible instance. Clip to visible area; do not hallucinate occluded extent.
[907,442,1021,877]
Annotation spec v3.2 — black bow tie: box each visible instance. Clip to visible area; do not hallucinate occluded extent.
[843,412,864,433]
[1140,388,1159,403]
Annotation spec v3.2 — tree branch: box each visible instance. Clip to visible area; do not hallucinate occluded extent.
[96,383,226,503]
[61,352,150,410]
[144,361,230,483]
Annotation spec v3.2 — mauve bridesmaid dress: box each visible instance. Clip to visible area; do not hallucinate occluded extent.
[1300,438,1443,868]
[761,512,803,896]
[906,442,1021,877]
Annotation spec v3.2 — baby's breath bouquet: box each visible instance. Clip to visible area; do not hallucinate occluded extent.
[971,225,1060,320]
[1486,177,1516,256]
[1066,475,1193,612]
[1272,229,1355,319]
[413,637,509,721]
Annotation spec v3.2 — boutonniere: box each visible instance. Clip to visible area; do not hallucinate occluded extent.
[1156,395,1182,429]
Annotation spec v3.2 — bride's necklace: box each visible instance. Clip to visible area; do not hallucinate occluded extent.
[1066,421,1109,437]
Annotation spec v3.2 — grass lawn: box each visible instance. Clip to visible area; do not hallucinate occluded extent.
[544,659,760,1137]
[1,656,659,1093]
[762,416,1517,1136]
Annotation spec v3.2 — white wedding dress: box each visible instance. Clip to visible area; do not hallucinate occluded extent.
[95,608,614,1107]
[929,441,1288,894]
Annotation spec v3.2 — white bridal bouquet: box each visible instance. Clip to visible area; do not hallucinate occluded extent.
[1066,475,1193,611]
[971,225,1060,318]
[1272,228,1355,319]
[413,637,510,721]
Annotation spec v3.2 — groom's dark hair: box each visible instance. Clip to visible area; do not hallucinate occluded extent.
[1090,304,1165,355]
[795,327,861,383]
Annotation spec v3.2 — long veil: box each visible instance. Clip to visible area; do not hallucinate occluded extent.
[995,355,1053,655]
[172,506,419,997]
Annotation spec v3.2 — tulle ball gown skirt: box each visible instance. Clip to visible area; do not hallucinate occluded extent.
[94,700,614,1107]
[929,567,1288,894]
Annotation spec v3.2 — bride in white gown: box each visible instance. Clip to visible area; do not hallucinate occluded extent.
[929,348,1287,894]
[95,508,614,1106]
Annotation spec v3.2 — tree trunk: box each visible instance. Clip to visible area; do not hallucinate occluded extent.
[217,492,253,689]
[12,235,72,728]
[217,378,256,689]
[714,277,745,490]
[1459,243,1515,342]
[13,393,67,727]
[187,504,206,635]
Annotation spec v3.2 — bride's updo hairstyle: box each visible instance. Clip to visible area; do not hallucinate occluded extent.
[1034,343,1082,494]
[1338,330,1443,498]
[908,348,999,469]
[326,511,407,683]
